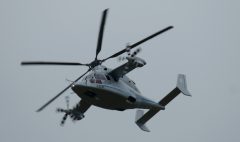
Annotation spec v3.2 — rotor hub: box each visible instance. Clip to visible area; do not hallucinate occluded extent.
[89,60,102,69]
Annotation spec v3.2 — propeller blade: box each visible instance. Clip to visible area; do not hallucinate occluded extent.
[36,69,91,112]
[65,96,70,109]
[95,9,108,60]
[56,108,65,113]
[21,61,88,66]
[61,113,68,126]
[102,26,173,61]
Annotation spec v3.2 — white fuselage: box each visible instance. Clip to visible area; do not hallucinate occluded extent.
[71,66,162,111]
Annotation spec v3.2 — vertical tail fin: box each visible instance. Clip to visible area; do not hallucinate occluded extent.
[177,74,191,96]
[135,110,150,132]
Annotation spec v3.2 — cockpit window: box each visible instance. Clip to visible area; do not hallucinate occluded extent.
[88,73,106,84]
[94,73,106,80]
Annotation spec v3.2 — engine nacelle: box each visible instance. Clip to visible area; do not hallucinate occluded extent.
[70,110,85,120]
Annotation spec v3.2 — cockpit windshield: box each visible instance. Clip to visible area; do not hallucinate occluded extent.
[94,73,106,80]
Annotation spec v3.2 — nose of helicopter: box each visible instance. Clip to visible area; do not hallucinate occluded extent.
[71,82,80,92]
[71,82,85,93]
[71,83,78,91]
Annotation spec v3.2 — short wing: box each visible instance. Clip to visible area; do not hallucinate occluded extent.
[108,57,146,81]
[74,100,91,114]
[108,62,136,81]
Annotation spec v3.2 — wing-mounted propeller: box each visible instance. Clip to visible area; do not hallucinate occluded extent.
[56,96,71,126]
[118,45,142,62]
[57,96,85,126]
[57,96,86,126]
[21,8,174,112]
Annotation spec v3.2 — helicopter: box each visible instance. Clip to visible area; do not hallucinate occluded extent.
[21,9,191,132]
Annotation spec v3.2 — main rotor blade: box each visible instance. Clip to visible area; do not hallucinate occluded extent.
[95,9,108,60]
[36,69,91,112]
[129,26,173,49]
[21,61,88,66]
[102,26,173,61]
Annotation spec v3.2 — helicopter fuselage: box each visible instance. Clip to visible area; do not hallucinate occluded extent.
[71,65,163,111]
[20,8,191,131]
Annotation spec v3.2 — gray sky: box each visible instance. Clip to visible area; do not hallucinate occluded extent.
[1,0,240,141]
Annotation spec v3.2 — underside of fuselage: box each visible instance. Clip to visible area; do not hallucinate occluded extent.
[71,84,136,111]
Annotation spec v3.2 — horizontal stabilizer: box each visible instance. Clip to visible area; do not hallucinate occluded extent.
[159,74,191,106]
[135,74,191,132]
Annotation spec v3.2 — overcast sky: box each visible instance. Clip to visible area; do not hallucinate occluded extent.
[1,0,240,142]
